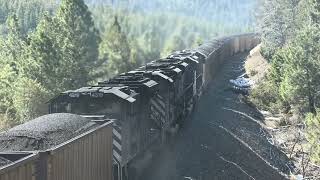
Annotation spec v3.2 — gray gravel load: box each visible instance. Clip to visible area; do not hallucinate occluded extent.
[0,113,98,151]
[197,38,226,56]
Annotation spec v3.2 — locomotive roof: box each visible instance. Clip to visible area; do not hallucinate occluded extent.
[52,86,137,103]
[98,74,159,95]
[168,49,207,63]
[49,49,207,104]
[102,74,158,88]
[127,70,176,83]
[146,59,188,69]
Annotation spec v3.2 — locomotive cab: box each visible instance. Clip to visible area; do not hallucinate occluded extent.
[48,86,135,119]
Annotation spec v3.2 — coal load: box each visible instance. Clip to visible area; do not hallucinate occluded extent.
[0,113,98,151]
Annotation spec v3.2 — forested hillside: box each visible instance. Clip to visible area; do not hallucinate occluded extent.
[0,0,255,129]
[86,0,255,25]
[0,0,58,35]
[252,0,320,174]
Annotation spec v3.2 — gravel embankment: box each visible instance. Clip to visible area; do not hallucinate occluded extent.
[0,113,98,151]
[140,53,289,180]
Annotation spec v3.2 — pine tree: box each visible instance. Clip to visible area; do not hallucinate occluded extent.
[189,33,203,48]
[0,15,26,115]
[28,0,101,92]
[278,25,320,115]
[0,0,57,36]
[12,77,50,122]
[310,0,320,25]
[0,64,16,128]
[143,26,161,60]
[301,0,320,165]
[99,16,132,77]
[27,14,63,93]
[0,14,26,122]
[55,0,101,86]
[129,38,144,66]
[161,34,186,57]
[3,14,26,73]
[306,109,320,164]
[0,63,16,115]
[257,0,301,59]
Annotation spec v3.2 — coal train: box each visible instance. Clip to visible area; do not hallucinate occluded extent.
[48,49,207,179]
[0,34,259,180]
[0,113,114,180]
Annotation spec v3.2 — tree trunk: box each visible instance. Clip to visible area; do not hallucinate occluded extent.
[308,91,317,115]
[306,65,317,115]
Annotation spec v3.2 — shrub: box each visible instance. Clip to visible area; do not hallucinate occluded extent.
[12,77,51,123]
[305,110,320,164]
[249,77,286,113]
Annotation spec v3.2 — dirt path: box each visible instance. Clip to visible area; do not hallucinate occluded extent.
[139,53,289,180]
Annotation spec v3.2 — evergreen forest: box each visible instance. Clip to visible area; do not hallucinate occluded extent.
[0,0,255,128]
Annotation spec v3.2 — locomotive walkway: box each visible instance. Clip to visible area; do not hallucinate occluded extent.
[140,53,288,180]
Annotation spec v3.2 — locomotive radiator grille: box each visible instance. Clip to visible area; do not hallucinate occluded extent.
[113,121,122,164]
[150,94,166,128]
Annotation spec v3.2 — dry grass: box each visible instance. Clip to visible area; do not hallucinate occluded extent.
[261,109,320,178]
[245,44,270,85]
